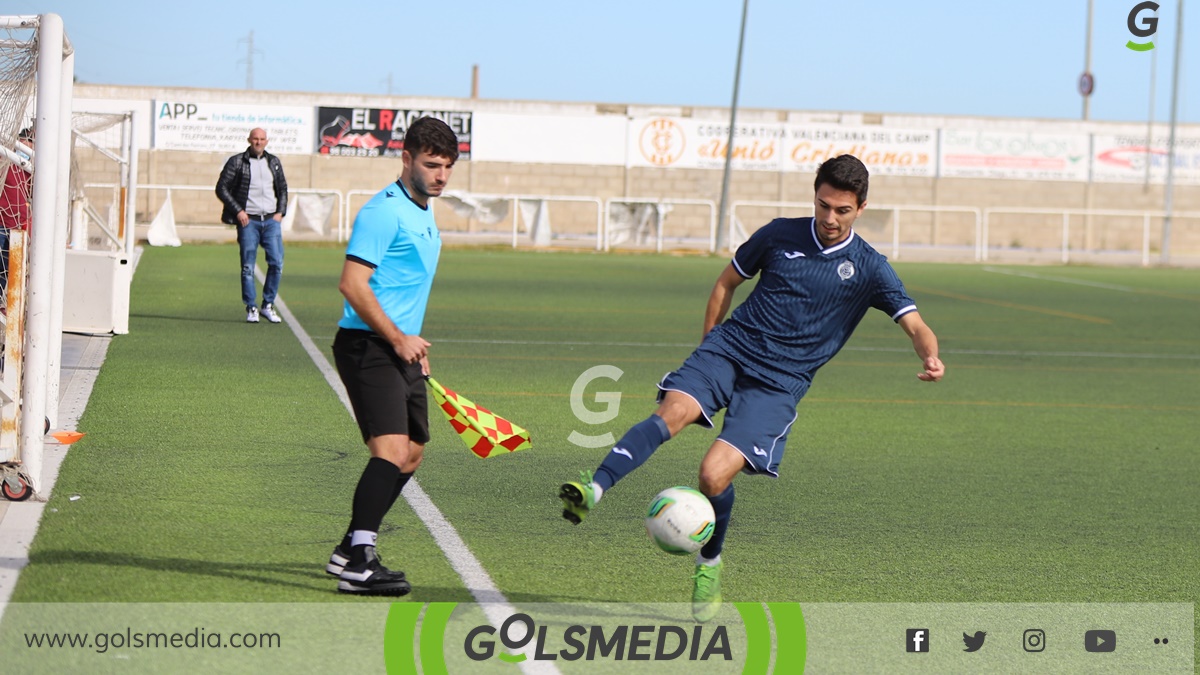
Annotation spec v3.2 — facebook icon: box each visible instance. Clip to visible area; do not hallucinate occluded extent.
[906,628,931,653]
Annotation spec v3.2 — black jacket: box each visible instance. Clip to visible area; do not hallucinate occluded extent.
[215,148,288,225]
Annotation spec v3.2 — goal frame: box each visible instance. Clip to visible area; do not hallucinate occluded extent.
[0,13,74,498]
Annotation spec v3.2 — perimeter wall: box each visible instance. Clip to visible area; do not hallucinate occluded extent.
[70,84,1200,263]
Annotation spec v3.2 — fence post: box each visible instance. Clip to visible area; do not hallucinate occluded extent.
[511,196,519,249]
[594,198,603,251]
[1142,213,1151,267]
[973,209,982,262]
[891,207,900,259]
[1061,211,1070,264]
[981,211,990,261]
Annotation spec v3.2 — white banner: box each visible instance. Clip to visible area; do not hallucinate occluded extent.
[471,112,625,165]
[152,101,314,154]
[940,128,1090,181]
[1091,132,1200,184]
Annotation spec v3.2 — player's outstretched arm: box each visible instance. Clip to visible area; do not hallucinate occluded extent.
[702,264,747,338]
[897,311,944,382]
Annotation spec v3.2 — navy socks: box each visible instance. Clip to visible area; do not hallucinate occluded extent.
[700,483,735,560]
[594,415,672,491]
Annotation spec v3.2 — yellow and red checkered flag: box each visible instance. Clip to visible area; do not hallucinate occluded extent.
[427,377,532,458]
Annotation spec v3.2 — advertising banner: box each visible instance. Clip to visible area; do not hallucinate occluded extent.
[316,108,472,159]
[629,118,785,171]
[940,128,1090,181]
[628,118,936,176]
[785,124,936,177]
[152,101,313,154]
[1091,132,1200,184]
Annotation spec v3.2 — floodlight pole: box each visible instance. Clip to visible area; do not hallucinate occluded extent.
[1082,0,1093,120]
[1144,46,1156,190]
[1161,0,1183,263]
[715,0,749,253]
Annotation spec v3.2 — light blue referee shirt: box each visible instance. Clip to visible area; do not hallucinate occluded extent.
[706,217,917,398]
[338,180,441,335]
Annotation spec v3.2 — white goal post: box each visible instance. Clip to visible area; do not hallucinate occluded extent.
[0,14,74,499]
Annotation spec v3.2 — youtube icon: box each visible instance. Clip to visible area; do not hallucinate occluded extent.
[1084,630,1116,653]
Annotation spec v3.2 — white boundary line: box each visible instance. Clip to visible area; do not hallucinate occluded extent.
[266,268,558,673]
[982,266,1136,291]
[0,262,557,672]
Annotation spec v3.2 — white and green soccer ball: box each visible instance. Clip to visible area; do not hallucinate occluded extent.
[644,486,715,555]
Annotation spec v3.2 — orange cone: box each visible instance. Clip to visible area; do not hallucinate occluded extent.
[50,431,85,444]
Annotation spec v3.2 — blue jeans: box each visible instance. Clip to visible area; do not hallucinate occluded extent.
[237,217,283,307]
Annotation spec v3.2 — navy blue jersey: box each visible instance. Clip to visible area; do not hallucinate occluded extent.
[705,217,917,398]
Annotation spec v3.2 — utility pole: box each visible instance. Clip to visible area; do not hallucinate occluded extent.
[1161,0,1184,263]
[715,0,750,253]
[1144,45,1156,190]
[237,30,263,90]
[1082,0,1094,119]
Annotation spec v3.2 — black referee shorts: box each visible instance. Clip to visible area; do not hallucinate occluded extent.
[332,328,431,444]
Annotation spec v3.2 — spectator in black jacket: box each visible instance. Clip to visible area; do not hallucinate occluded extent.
[216,128,288,323]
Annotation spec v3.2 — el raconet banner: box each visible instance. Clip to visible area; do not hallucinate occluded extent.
[315,107,472,159]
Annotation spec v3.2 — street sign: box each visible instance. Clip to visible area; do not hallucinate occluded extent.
[1079,72,1095,97]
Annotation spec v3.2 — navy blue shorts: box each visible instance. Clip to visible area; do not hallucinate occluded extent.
[656,343,799,476]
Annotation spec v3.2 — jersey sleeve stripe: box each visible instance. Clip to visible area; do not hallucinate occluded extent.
[891,304,917,321]
[346,254,378,269]
[731,258,753,279]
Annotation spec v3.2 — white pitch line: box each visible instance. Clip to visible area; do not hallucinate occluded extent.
[982,266,1136,291]
[267,270,558,674]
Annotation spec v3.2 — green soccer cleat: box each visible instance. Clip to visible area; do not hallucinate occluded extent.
[692,561,723,622]
[559,470,598,524]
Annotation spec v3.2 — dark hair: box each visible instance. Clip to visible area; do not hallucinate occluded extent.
[18,127,34,141]
[403,117,459,163]
[814,154,869,206]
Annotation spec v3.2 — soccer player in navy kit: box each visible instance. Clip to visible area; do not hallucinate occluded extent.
[560,154,944,620]
[325,117,459,595]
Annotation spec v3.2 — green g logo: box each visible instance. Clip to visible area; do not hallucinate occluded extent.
[1126,1,1159,51]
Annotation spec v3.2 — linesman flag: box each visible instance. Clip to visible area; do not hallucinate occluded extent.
[427,377,532,458]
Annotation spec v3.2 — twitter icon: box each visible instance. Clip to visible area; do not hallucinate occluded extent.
[963,631,987,652]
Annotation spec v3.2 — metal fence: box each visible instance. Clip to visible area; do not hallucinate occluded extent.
[112,182,1200,266]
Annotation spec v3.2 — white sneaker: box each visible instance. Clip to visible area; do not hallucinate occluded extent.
[246,306,260,323]
[261,303,281,323]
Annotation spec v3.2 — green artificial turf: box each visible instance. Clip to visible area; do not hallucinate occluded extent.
[6,243,1198,669]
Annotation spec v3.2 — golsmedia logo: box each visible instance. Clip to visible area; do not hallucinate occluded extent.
[465,613,731,663]
[1127,1,1159,51]
[383,602,807,674]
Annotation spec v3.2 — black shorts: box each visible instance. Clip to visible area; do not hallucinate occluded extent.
[332,328,430,444]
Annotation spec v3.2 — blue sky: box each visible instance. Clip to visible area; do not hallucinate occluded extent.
[16,1,1197,124]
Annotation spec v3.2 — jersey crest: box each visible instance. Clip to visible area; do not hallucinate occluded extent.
[837,260,856,281]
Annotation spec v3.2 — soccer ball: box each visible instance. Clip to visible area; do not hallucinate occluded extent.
[645,486,715,555]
